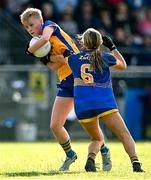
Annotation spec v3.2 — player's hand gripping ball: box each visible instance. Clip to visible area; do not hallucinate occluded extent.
[29,36,51,58]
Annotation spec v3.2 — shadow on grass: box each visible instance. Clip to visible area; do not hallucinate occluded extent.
[0,170,82,177]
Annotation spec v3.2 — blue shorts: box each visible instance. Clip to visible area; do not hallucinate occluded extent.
[57,74,74,97]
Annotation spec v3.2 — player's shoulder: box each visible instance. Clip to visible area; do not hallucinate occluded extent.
[103,52,112,58]
[68,51,81,61]
[69,50,92,61]
[69,52,80,58]
[103,52,115,60]
[103,51,117,66]
[41,20,58,29]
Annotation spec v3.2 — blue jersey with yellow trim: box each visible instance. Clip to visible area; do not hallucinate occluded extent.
[68,50,118,120]
[41,20,79,81]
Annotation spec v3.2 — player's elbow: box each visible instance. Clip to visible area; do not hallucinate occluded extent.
[122,62,127,70]
[120,63,127,70]
[113,62,127,70]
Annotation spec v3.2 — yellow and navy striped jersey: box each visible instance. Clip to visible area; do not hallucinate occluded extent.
[41,20,79,81]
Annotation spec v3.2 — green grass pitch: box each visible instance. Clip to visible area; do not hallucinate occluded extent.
[0,141,151,179]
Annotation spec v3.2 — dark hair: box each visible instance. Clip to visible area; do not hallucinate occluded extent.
[81,28,106,72]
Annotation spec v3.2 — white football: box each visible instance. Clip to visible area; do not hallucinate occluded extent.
[29,36,51,58]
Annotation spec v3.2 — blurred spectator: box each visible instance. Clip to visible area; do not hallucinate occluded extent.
[107,0,123,6]
[132,33,151,66]
[58,6,79,38]
[0,0,6,10]
[113,2,131,33]
[93,0,107,10]
[41,1,58,21]
[127,0,151,10]
[126,0,144,10]
[113,27,132,65]
[95,7,113,35]
[114,27,131,47]
[127,8,144,36]
[137,7,151,35]
[52,0,78,14]
[2,0,151,68]
[75,0,97,32]
[29,0,43,8]
[6,0,29,21]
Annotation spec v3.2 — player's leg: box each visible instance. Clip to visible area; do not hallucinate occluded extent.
[80,118,105,172]
[101,111,144,172]
[50,96,73,142]
[50,96,77,171]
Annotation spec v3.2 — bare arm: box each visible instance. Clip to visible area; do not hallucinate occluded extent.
[111,49,127,70]
[28,26,54,53]
[50,55,66,64]
[47,61,63,70]
[47,55,66,71]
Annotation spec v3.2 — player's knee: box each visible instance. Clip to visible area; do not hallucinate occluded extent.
[50,122,58,132]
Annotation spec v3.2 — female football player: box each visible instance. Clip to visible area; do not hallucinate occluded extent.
[52,28,144,172]
[20,8,112,171]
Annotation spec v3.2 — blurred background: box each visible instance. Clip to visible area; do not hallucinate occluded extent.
[0,0,151,142]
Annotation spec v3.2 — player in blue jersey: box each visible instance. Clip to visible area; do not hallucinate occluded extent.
[53,28,144,172]
[20,8,112,172]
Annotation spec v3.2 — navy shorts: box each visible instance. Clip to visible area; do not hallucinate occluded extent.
[57,74,74,97]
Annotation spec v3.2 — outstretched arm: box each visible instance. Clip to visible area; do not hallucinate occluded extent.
[47,49,71,67]
[39,49,70,70]
[50,55,66,64]
[47,54,66,70]
[46,50,69,70]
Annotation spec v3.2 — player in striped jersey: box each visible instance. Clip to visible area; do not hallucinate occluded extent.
[20,8,112,171]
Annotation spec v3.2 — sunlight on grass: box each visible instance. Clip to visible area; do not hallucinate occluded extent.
[0,141,150,179]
